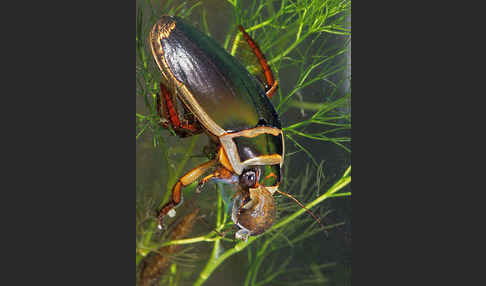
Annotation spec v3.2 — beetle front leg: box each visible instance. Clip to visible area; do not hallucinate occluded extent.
[196,167,238,193]
[157,160,218,228]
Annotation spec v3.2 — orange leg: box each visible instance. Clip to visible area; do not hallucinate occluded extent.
[157,160,218,227]
[197,167,237,192]
[262,172,278,185]
[238,26,279,98]
[264,80,278,99]
[157,83,203,137]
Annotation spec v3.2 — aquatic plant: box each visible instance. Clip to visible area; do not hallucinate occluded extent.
[136,0,351,285]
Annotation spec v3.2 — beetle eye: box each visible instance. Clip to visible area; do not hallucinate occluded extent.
[240,169,257,188]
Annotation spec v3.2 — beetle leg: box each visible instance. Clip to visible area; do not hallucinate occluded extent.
[157,160,218,228]
[265,80,278,99]
[196,167,238,193]
[238,26,278,98]
[157,83,203,137]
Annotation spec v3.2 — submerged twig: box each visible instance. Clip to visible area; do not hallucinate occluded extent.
[138,208,200,286]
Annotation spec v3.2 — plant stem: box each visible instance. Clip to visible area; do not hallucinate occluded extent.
[161,235,219,246]
[194,238,221,286]
[287,100,330,111]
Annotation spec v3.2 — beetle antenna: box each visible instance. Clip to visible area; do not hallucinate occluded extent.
[275,189,328,237]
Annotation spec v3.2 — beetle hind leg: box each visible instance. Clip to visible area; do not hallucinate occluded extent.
[238,26,279,99]
[157,82,203,137]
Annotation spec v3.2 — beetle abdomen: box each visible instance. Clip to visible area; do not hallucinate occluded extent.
[151,16,280,134]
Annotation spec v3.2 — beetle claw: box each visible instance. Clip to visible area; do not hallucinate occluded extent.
[235,229,250,242]
[155,210,168,231]
[196,182,205,193]
[156,219,166,232]
[168,209,176,217]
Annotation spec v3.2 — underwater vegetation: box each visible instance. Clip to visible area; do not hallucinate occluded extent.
[136,0,351,285]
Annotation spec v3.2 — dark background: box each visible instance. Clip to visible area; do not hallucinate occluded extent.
[3,0,476,285]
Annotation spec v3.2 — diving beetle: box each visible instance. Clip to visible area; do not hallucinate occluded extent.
[150,16,318,241]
